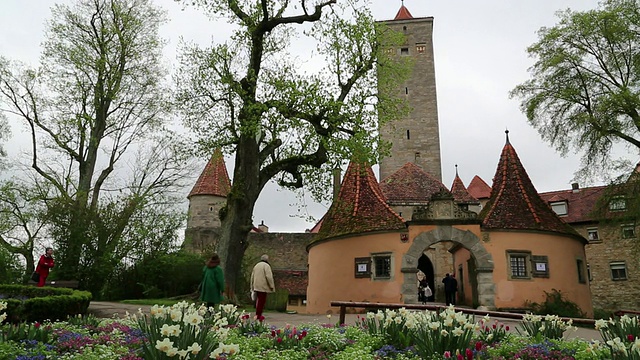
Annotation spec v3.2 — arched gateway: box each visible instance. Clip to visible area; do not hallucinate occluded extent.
[400,226,495,309]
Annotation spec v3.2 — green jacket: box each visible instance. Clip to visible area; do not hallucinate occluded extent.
[199,265,224,305]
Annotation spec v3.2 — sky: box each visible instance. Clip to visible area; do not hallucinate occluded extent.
[1,0,634,233]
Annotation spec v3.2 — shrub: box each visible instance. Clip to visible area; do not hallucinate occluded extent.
[0,285,91,322]
[526,289,586,319]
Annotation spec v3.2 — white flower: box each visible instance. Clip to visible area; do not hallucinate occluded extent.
[452,327,464,336]
[429,321,440,330]
[170,325,182,337]
[594,319,608,330]
[443,318,454,327]
[155,338,174,353]
[0,313,6,324]
[482,314,490,323]
[177,349,188,359]
[183,312,203,326]
[170,310,182,322]
[440,329,449,336]
[160,324,172,337]
[367,312,375,320]
[187,342,202,355]
[632,338,640,353]
[166,347,179,357]
[0,301,7,311]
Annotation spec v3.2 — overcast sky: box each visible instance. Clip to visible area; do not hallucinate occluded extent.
[2,0,634,232]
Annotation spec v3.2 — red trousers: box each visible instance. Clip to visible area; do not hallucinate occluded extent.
[37,273,48,287]
[255,291,268,317]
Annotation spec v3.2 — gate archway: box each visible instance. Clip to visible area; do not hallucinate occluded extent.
[400,226,495,309]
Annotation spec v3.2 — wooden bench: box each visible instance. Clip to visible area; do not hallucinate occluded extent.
[330,300,596,327]
[45,280,80,289]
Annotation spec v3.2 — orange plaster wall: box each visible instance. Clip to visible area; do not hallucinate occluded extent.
[306,231,408,314]
[481,231,593,317]
[453,248,473,306]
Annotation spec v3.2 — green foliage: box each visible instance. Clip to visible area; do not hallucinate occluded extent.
[518,313,577,340]
[510,0,640,176]
[0,247,23,285]
[103,250,205,300]
[0,285,91,323]
[527,289,586,318]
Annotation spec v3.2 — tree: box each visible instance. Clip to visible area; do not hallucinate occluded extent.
[511,0,640,178]
[0,180,50,281]
[0,0,191,294]
[176,0,409,297]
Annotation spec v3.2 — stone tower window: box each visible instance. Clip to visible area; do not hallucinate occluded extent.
[209,206,214,212]
[405,87,409,94]
[416,44,426,53]
[403,26,407,32]
[415,152,421,161]
[400,47,409,55]
[406,130,410,140]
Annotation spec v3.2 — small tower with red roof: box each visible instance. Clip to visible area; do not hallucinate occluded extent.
[378,2,442,182]
[184,149,232,251]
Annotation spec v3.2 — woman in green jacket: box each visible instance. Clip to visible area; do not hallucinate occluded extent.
[200,253,224,308]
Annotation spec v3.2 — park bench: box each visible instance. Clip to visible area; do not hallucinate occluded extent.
[330,300,596,327]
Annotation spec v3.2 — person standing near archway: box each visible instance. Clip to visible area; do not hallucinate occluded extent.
[442,273,457,305]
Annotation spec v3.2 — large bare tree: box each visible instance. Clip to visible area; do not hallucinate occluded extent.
[0,0,191,294]
[176,0,409,296]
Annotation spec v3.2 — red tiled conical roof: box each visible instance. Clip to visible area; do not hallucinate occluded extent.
[480,132,581,238]
[451,172,479,204]
[468,175,492,199]
[394,4,414,20]
[314,162,405,241]
[188,149,231,199]
[380,162,450,203]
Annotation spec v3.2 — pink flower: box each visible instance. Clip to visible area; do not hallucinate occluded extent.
[276,338,282,343]
[475,341,483,351]
[34,322,41,329]
[628,334,635,342]
[444,351,452,358]
[466,348,473,360]
[505,325,509,331]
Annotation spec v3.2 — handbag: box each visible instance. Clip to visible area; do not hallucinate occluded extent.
[30,271,40,282]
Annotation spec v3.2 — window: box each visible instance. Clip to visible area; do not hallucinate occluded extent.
[400,47,409,55]
[587,263,592,282]
[609,196,627,211]
[385,48,394,55]
[550,201,568,216]
[372,253,392,279]
[587,228,600,242]
[416,44,426,53]
[610,262,627,281]
[577,259,586,283]
[507,251,530,279]
[622,224,636,239]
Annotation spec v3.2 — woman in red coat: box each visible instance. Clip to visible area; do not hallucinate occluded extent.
[36,247,55,287]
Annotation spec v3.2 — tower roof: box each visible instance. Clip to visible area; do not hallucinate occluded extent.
[380,162,450,203]
[450,168,479,205]
[188,149,232,199]
[314,162,405,242]
[468,175,492,199]
[480,132,581,238]
[394,4,414,20]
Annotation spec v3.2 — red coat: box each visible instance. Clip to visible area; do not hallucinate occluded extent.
[36,255,54,276]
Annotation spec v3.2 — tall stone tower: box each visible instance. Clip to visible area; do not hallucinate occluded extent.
[378,4,442,181]
[183,148,231,252]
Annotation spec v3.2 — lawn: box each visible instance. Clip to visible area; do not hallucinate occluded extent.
[0,301,636,359]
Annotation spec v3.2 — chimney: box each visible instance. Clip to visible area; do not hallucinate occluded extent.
[332,168,341,200]
[571,182,580,193]
[258,220,268,233]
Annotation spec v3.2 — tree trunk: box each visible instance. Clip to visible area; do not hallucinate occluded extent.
[217,136,262,299]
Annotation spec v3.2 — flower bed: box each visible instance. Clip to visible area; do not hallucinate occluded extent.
[1,301,639,359]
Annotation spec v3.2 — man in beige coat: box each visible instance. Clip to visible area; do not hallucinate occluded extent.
[250,254,275,319]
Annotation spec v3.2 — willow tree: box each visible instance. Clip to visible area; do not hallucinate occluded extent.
[0,0,190,293]
[176,0,408,296]
[511,0,640,178]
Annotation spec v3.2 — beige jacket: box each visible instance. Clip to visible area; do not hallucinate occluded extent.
[250,261,275,293]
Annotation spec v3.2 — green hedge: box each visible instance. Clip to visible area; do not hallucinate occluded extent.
[0,285,92,322]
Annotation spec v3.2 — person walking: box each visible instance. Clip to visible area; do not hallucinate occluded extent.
[442,273,457,305]
[35,247,55,287]
[417,270,432,304]
[250,254,275,320]
[199,253,225,308]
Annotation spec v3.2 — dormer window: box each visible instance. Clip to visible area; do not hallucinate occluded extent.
[550,201,568,216]
[609,196,627,212]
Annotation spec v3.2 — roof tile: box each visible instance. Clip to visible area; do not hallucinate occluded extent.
[480,135,581,238]
[315,162,405,241]
[467,175,492,199]
[394,5,414,20]
[188,149,231,198]
[380,162,450,203]
[451,174,479,204]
